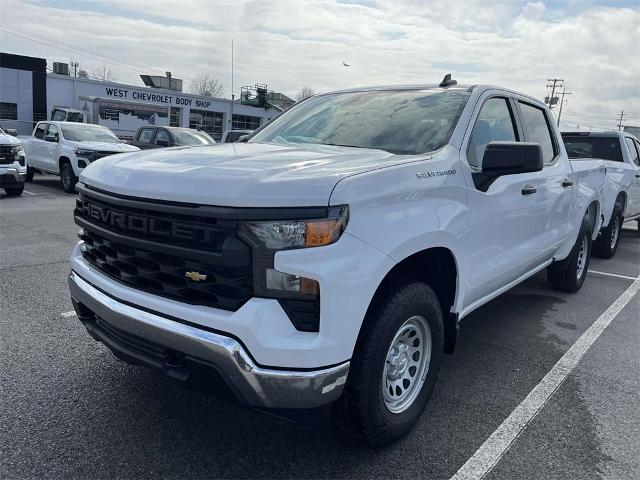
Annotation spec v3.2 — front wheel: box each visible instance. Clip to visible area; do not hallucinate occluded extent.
[60,162,78,193]
[336,278,443,445]
[593,205,622,259]
[4,184,24,196]
[547,217,592,293]
[25,166,35,182]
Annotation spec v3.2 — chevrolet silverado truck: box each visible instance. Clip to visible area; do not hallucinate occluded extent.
[22,122,139,193]
[563,131,640,256]
[0,128,26,196]
[68,79,605,445]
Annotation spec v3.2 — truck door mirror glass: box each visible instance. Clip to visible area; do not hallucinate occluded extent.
[482,141,543,177]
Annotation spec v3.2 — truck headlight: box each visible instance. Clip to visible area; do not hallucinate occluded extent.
[238,205,348,332]
[11,145,25,165]
[74,149,95,158]
[239,205,348,250]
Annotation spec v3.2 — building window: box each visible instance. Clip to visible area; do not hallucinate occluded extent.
[0,102,18,120]
[170,107,181,127]
[189,110,224,141]
[232,114,261,130]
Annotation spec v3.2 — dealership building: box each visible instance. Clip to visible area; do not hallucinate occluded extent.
[0,52,287,140]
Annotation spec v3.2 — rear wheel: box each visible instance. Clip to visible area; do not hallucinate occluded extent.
[4,184,24,196]
[336,278,443,445]
[547,216,592,293]
[60,162,77,193]
[593,205,622,259]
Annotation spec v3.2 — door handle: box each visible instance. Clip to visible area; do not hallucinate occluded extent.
[562,178,574,187]
[521,185,537,195]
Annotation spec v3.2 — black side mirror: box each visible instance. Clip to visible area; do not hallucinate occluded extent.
[156,139,170,147]
[237,135,249,143]
[482,142,543,177]
[4,128,17,137]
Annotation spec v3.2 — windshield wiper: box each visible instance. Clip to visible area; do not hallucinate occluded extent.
[320,143,414,155]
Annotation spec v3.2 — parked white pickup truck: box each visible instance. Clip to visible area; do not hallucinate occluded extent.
[22,122,139,193]
[68,79,608,445]
[0,129,26,196]
[563,131,640,257]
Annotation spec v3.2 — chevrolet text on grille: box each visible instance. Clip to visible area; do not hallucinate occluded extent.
[80,199,218,242]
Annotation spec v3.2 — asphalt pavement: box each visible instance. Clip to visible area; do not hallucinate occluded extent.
[1,175,639,479]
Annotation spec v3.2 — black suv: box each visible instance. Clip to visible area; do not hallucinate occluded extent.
[131,126,216,149]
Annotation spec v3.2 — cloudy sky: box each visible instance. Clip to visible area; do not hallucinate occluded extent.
[1,0,638,129]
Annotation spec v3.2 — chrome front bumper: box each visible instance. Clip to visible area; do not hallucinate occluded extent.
[69,271,349,409]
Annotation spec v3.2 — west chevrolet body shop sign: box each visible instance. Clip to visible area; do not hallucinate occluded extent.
[105,87,213,109]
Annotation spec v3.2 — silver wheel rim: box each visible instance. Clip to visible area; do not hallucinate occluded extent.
[576,235,587,280]
[610,217,620,249]
[382,315,432,414]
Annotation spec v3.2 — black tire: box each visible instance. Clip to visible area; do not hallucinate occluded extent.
[25,166,35,182]
[60,162,78,193]
[547,217,592,293]
[593,205,622,259]
[4,184,24,196]
[336,278,444,445]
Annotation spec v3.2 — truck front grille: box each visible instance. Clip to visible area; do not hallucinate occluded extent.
[0,146,15,164]
[74,185,253,311]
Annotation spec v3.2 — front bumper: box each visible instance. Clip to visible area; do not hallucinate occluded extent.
[0,168,26,187]
[69,271,349,409]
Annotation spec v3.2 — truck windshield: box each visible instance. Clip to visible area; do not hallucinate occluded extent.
[249,89,471,155]
[562,135,623,162]
[172,129,215,146]
[61,124,120,143]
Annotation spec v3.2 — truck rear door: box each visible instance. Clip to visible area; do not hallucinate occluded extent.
[624,136,640,217]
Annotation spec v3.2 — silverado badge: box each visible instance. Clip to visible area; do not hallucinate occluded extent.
[185,271,207,282]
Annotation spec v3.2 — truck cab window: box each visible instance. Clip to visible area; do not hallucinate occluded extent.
[518,102,556,164]
[625,137,640,166]
[138,128,155,144]
[34,123,47,139]
[154,129,171,145]
[467,97,517,169]
[634,140,640,166]
[46,124,59,141]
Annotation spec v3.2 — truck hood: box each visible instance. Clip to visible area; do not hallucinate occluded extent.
[80,142,422,207]
[70,141,139,152]
[0,133,22,146]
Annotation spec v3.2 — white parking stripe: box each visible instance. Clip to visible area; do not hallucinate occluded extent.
[23,190,38,195]
[60,311,77,318]
[451,275,640,480]
[588,270,637,281]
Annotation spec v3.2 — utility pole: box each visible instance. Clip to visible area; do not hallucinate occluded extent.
[230,38,234,130]
[617,111,624,131]
[556,87,572,127]
[545,78,563,110]
[70,58,79,77]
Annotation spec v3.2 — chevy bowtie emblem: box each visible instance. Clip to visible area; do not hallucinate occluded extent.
[185,271,207,282]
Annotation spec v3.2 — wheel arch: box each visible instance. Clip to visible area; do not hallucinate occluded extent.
[363,246,460,354]
[58,155,71,171]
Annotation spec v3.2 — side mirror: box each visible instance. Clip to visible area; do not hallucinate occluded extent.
[482,142,543,177]
[238,135,249,143]
[156,139,170,147]
[4,128,17,137]
[44,134,58,143]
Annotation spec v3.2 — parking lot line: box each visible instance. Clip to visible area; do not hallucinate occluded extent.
[23,190,38,196]
[588,270,637,281]
[60,311,77,318]
[450,275,640,480]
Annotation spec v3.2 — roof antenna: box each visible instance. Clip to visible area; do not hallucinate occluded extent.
[439,73,457,88]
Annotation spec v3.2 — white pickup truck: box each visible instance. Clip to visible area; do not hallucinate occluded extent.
[0,128,26,196]
[68,79,608,445]
[22,121,139,193]
[563,131,640,257]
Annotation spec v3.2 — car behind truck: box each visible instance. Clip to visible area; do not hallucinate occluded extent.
[69,79,609,445]
[563,131,640,257]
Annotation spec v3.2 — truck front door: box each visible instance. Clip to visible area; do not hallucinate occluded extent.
[461,95,544,308]
[43,124,61,173]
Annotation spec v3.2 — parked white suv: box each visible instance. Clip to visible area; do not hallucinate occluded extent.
[0,129,26,196]
[69,80,608,445]
[23,122,139,193]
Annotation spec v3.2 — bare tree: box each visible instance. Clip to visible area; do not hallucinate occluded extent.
[296,86,315,102]
[90,64,114,82]
[189,73,225,98]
